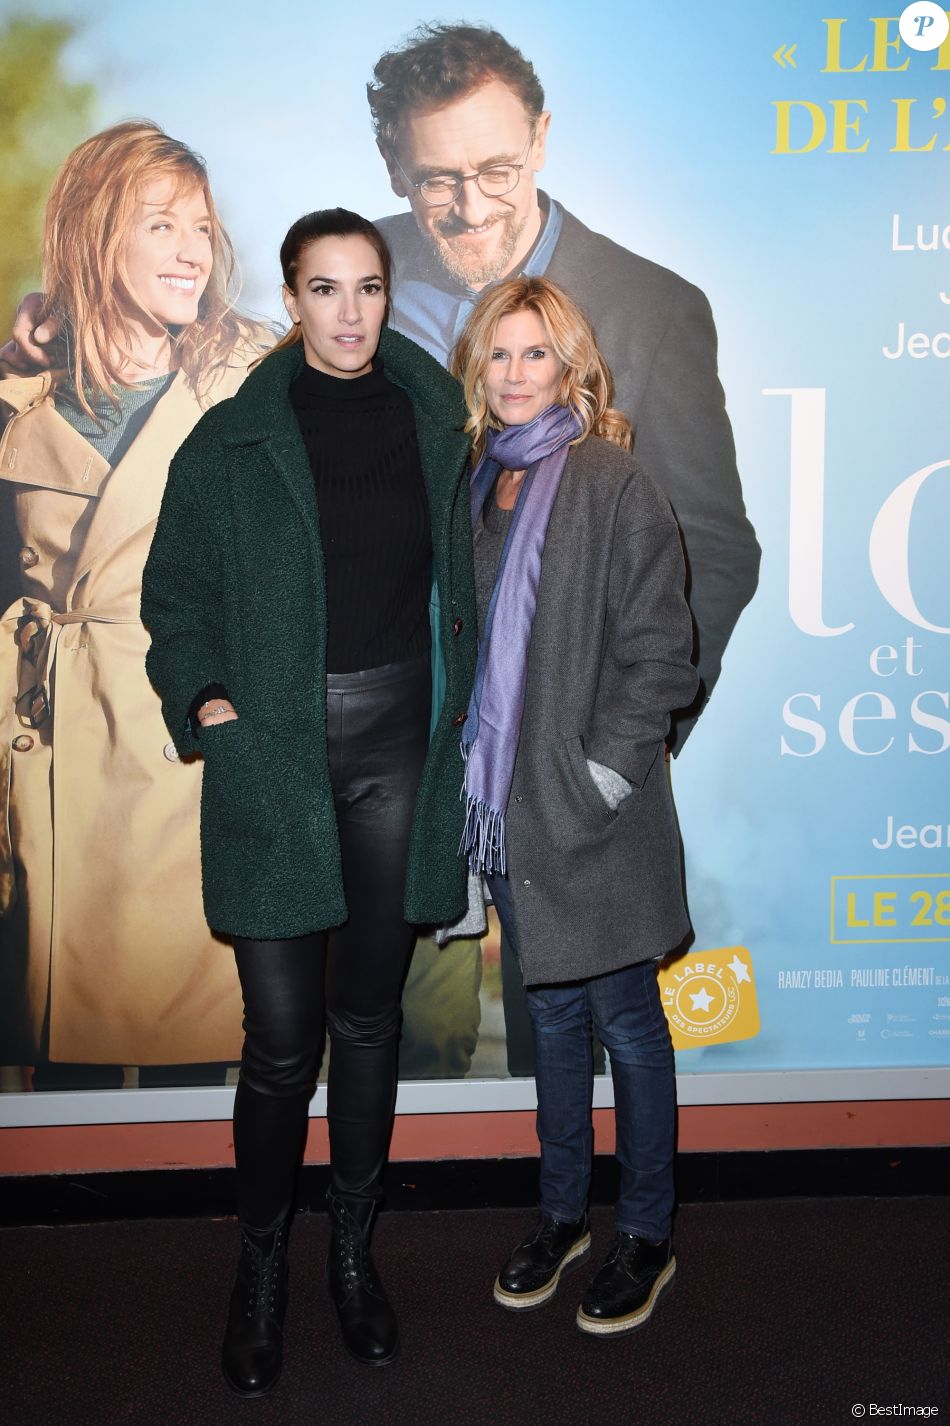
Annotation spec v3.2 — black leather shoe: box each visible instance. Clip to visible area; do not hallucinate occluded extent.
[493,1212,591,1310]
[221,1222,289,1397]
[576,1233,675,1336]
[326,1196,398,1366]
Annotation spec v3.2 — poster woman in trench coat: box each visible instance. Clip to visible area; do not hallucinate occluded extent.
[0,121,264,1070]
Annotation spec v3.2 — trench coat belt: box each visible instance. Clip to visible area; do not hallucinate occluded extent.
[0,597,142,915]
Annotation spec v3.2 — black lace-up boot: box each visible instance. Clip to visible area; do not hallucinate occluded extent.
[221,1220,289,1396]
[326,1193,398,1365]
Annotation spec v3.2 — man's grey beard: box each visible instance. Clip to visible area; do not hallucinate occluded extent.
[430,210,527,287]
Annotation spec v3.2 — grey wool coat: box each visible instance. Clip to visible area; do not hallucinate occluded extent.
[140,329,477,939]
[501,435,700,985]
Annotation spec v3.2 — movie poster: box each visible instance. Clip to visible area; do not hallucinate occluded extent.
[0,2,946,1119]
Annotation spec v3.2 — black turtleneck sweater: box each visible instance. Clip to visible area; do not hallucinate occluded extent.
[289,356,432,674]
[188,354,432,727]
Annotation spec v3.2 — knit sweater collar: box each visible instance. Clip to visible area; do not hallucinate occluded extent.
[290,353,389,403]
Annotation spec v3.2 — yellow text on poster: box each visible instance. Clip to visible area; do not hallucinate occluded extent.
[658,947,760,1051]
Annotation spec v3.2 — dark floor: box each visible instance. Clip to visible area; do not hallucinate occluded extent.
[3,1197,947,1426]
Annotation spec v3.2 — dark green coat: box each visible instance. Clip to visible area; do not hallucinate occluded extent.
[141,329,476,938]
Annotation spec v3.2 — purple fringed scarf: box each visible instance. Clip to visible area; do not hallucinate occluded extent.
[460,403,582,873]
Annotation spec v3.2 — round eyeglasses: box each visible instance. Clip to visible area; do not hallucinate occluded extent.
[393,130,535,208]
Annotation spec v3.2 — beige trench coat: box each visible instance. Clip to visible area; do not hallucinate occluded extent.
[0,362,251,1064]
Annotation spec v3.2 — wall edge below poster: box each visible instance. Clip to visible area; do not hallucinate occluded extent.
[0,1066,948,1127]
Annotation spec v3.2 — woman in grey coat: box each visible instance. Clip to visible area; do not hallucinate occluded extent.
[451,276,699,1337]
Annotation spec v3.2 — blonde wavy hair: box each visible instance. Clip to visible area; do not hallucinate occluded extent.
[42,120,255,416]
[450,276,632,461]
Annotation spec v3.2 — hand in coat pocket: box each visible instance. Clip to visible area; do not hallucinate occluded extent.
[197,698,238,726]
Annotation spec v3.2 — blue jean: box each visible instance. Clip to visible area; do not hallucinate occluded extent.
[488,873,675,1241]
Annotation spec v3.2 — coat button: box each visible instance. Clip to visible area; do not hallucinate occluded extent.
[12,734,34,752]
[453,618,463,636]
[523,879,531,887]
[515,795,523,803]
[18,546,39,570]
[451,711,468,727]
[163,742,180,763]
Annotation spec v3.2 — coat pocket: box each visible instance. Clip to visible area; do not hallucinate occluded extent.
[563,734,619,823]
[198,718,278,850]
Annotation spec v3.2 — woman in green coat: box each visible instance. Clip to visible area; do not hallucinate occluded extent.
[141,209,476,1392]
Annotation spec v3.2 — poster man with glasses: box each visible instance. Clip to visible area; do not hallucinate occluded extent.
[372,24,761,1077]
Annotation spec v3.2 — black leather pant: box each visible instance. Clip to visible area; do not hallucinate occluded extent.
[231,656,430,1230]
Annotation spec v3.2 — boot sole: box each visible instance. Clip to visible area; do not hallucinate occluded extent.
[576,1255,676,1336]
[493,1232,592,1311]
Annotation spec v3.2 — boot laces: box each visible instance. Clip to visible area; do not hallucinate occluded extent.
[243,1229,283,1317]
[335,1223,379,1292]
